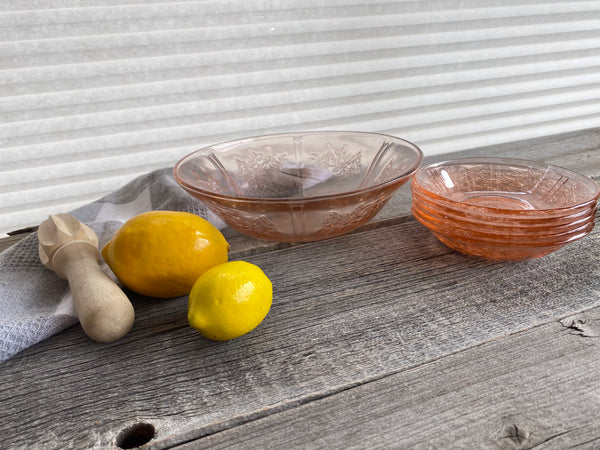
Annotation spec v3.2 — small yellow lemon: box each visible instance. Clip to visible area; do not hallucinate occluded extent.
[188,261,272,341]
[101,211,229,298]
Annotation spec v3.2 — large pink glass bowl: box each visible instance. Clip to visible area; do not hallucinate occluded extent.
[173,131,423,242]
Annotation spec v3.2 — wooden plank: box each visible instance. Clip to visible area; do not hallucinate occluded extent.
[1,213,600,448]
[185,307,600,449]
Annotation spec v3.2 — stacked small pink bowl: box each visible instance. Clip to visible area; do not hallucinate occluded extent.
[411,157,600,261]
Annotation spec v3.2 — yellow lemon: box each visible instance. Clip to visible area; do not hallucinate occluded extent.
[101,211,229,298]
[188,261,272,341]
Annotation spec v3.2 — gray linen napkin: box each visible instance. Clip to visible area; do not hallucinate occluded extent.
[0,168,225,363]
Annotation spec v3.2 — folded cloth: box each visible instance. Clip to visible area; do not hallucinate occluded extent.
[0,168,226,363]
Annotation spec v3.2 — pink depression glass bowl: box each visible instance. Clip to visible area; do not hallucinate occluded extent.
[173,131,423,242]
[411,157,599,260]
[432,234,570,261]
[411,203,596,245]
[411,191,597,234]
[411,188,597,229]
[412,157,600,218]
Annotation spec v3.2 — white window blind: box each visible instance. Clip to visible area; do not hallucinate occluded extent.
[2,0,600,235]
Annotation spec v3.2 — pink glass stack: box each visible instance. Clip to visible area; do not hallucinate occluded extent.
[411,157,600,261]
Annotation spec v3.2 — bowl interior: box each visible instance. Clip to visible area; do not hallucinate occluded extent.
[413,157,600,212]
[174,132,423,200]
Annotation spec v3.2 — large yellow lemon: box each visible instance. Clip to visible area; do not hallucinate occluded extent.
[188,261,272,341]
[101,211,229,298]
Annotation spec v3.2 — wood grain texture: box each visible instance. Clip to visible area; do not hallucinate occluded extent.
[186,308,600,450]
[1,128,600,449]
[1,216,600,448]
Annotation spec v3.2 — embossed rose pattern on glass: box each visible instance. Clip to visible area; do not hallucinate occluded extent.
[411,157,600,260]
[174,132,423,242]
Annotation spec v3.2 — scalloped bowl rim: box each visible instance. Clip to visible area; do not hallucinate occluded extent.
[429,227,592,248]
[412,157,600,214]
[421,216,595,247]
[411,199,596,235]
[412,204,595,244]
[412,183,599,218]
[173,131,424,203]
[411,186,598,227]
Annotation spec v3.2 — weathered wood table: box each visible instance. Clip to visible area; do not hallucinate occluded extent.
[2,128,600,449]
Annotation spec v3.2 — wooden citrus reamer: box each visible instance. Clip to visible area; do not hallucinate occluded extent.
[38,213,135,342]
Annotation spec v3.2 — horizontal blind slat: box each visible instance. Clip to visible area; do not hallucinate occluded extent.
[4,28,600,70]
[2,7,599,42]
[3,34,599,92]
[4,48,600,102]
[2,0,600,235]
[4,71,600,147]
[3,93,599,188]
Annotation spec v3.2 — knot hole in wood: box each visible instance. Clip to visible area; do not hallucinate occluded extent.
[500,423,530,448]
[116,422,155,449]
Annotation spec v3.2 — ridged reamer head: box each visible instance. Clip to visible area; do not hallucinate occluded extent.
[38,214,98,272]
